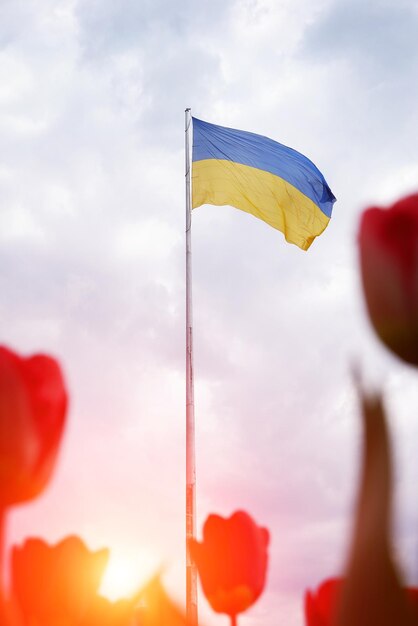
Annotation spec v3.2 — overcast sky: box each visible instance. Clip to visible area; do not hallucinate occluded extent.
[1,1,418,625]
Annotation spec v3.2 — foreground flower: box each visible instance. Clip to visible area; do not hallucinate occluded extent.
[136,575,187,626]
[359,193,418,366]
[190,510,269,623]
[10,535,147,626]
[81,595,138,626]
[305,377,418,626]
[0,345,68,506]
[305,577,418,626]
[6,534,191,626]
[304,578,342,626]
[12,536,109,626]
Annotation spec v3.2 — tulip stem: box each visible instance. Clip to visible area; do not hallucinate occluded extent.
[230,615,238,626]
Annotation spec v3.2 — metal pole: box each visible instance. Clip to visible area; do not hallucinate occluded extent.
[185,107,198,626]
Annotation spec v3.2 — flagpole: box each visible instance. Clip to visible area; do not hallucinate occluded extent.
[185,107,198,626]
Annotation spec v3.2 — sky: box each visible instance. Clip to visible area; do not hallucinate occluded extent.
[1,0,418,624]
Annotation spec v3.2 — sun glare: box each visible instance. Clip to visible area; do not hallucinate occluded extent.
[99,548,160,601]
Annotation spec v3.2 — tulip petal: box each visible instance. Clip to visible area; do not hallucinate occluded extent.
[0,346,67,506]
[359,194,418,365]
[12,536,109,626]
[304,578,343,626]
[24,355,67,492]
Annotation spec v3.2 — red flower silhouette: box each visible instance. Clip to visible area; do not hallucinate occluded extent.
[305,376,418,626]
[304,578,342,626]
[0,346,68,506]
[12,536,108,626]
[305,577,418,626]
[359,193,418,365]
[10,537,182,626]
[190,510,269,619]
[12,536,143,626]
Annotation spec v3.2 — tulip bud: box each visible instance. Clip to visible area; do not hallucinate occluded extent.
[0,345,68,506]
[304,578,343,626]
[359,193,418,366]
[190,510,269,619]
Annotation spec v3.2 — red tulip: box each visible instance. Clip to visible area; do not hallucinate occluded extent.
[12,536,109,626]
[0,345,67,506]
[10,539,184,626]
[335,382,418,626]
[304,578,343,626]
[305,376,418,626]
[359,193,418,365]
[190,510,269,620]
[305,578,418,626]
[11,536,161,626]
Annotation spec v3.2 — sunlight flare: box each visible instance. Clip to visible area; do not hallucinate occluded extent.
[99,547,160,601]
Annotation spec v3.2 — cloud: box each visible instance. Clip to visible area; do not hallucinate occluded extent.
[299,0,418,177]
[1,1,418,625]
[76,0,230,56]
[75,0,229,146]
[302,0,418,78]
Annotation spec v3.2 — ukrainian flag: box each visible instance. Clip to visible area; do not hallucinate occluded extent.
[192,118,336,251]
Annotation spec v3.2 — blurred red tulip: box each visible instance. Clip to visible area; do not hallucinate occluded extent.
[359,193,418,365]
[0,345,68,506]
[11,536,164,626]
[12,536,109,626]
[333,383,418,626]
[304,578,342,626]
[135,575,187,626]
[190,510,269,618]
[305,377,418,626]
[305,578,418,626]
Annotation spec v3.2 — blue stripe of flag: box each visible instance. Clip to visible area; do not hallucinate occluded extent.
[192,117,336,218]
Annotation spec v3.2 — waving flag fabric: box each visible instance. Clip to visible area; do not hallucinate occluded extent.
[192,117,336,251]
